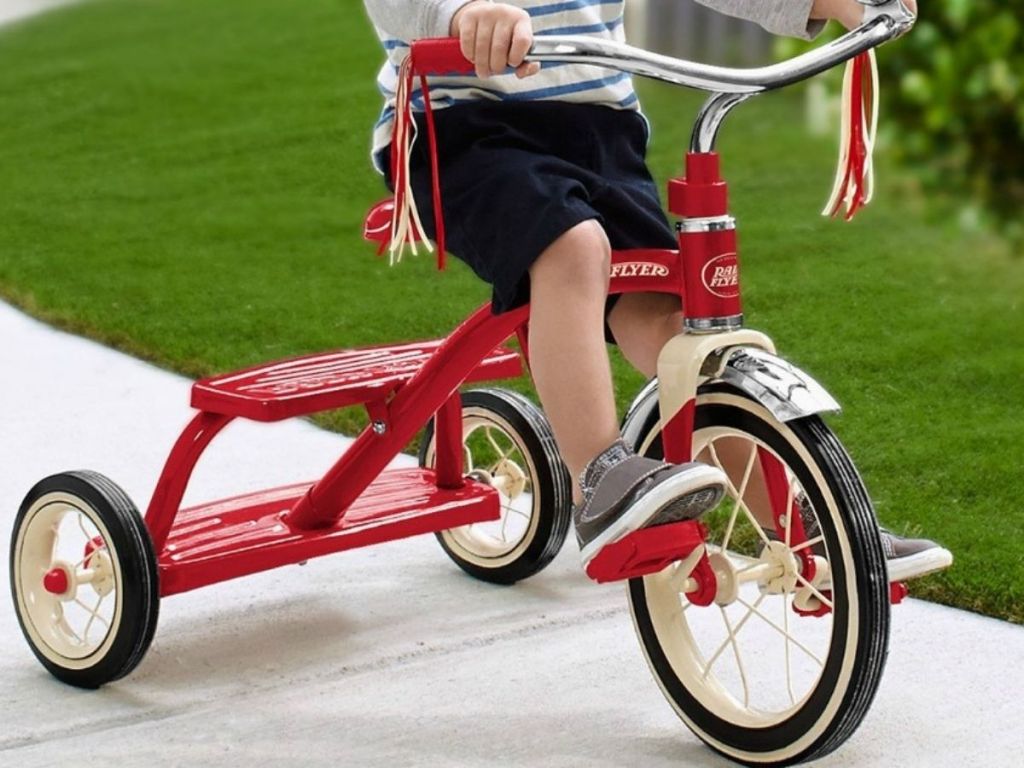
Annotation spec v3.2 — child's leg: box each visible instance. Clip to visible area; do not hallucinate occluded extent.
[607,292,683,379]
[528,227,727,570]
[527,220,621,502]
[608,291,773,523]
[608,291,951,580]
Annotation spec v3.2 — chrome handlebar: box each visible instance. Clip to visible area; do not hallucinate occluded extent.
[521,1,914,152]
[526,1,914,95]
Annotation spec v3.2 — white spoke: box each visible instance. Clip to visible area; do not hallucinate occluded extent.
[56,605,84,645]
[705,442,741,553]
[794,573,835,609]
[702,593,766,679]
[789,535,825,555]
[80,594,108,640]
[720,606,752,707]
[784,591,796,705]
[484,428,511,466]
[784,482,795,548]
[705,440,726,475]
[499,506,511,541]
[707,441,773,551]
[74,596,110,635]
[737,597,825,667]
[72,541,107,571]
[724,441,758,553]
[730,490,772,550]
[77,512,92,540]
[736,498,773,549]
[463,445,474,473]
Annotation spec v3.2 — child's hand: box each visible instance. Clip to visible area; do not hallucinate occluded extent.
[811,0,917,30]
[449,1,542,79]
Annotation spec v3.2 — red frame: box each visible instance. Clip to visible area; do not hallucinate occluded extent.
[143,139,875,605]
[142,29,821,595]
[144,142,754,595]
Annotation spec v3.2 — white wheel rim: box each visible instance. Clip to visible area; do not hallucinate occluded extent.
[426,408,541,568]
[634,393,860,755]
[13,492,124,669]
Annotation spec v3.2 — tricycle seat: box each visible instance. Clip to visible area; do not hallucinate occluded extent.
[192,340,521,422]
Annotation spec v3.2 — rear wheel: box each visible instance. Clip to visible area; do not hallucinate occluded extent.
[625,386,889,765]
[420,388,572,584]
[10,471,160,688]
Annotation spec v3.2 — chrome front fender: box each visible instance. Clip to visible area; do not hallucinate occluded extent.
[713,347,841,423]
[622,346,841,448]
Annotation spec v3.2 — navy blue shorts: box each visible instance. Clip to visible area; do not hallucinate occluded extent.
[382,100,676,318]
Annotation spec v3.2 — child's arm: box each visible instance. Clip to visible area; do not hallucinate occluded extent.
[810,0,916,29]
[362,1,540,80]
[696,0,916,39]
[449,1,541,80]
[362,1,480,48]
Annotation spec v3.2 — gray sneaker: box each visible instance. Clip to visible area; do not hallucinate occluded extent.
[772,496,952,582]
[879,528,953,582]
[574,440,727,568]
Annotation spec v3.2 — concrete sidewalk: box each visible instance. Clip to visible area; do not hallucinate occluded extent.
[0,0,76,26]
[1,298,1022,767]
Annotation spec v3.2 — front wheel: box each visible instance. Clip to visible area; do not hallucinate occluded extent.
[625,386,889,766]
[10,471,160,688]
[419,388,572,585]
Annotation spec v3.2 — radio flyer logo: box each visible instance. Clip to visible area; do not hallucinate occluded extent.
[610,262,670,279]
[702,253,740,298]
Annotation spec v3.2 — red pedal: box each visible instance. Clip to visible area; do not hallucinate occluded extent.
[585,521,708,585]
[793,590,833,618]
[890,581,909,605]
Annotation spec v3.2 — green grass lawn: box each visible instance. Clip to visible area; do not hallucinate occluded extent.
[1,0,1021,622]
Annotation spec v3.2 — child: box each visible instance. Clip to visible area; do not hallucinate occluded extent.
[363,0,950,579]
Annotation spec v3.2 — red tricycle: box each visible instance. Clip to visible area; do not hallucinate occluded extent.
[10,4,918,765]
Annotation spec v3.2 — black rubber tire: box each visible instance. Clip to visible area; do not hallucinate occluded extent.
[625,385,889,766]
[419,388,572,585]
[10,471,160,688]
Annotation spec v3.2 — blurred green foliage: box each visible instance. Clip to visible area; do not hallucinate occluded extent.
[781,4,1024,242]
[886,3,1023,239]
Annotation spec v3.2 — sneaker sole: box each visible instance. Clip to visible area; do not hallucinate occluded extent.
[579,465,726,568]
[885,546,954,583]
[815,546,954,590]
[765,528,954,585]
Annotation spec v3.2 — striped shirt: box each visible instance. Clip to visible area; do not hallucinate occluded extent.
[363,0,821,171]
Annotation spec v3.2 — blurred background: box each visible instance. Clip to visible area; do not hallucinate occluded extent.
[0,0,1020,622]
[631,0,772,62]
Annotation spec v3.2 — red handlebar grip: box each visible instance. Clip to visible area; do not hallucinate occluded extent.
[410,38,475,75]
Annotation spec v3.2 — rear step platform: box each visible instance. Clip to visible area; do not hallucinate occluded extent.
[159,468,500,596]
[192,340,522,421]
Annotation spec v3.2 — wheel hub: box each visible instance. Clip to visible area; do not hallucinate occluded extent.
[708,551,739,605]
[757,541,800,595]
[43,565,70,596]
[88,550,115,597]
[492,458,527,499]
